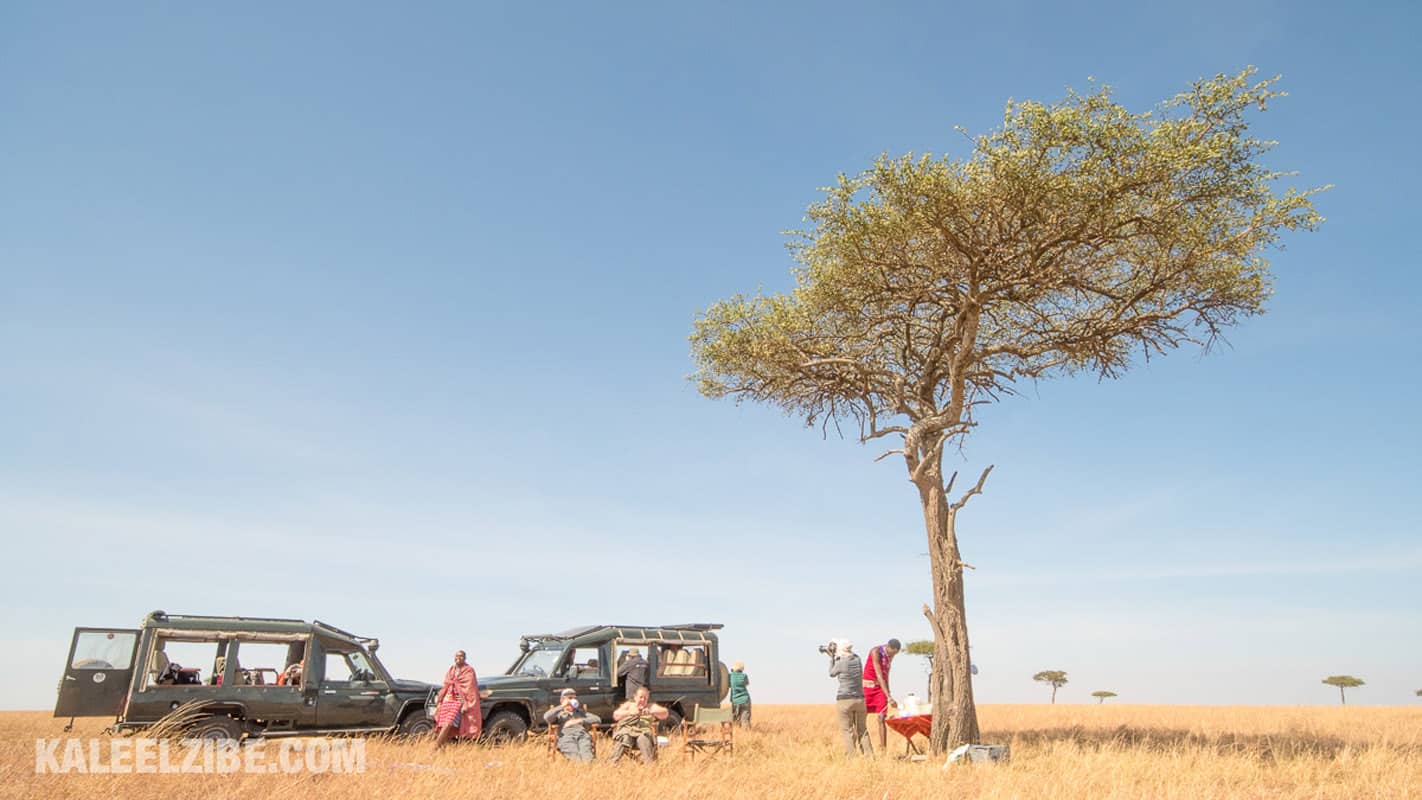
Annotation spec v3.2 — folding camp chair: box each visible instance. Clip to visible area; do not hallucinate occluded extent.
[681,704,733,759]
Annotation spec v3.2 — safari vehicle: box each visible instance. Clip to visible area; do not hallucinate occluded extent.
[55,611,437,740]
[477,623,729,741]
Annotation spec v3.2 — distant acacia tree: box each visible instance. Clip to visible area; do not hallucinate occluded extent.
[1416,689,1421,698]
[904,640,935,699]
[1091,691,1117,704]
[1034,671,1069,704]
[1322,675,1364,705]
[690,68,1325,753]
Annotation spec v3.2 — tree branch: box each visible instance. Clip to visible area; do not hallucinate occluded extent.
[950,465,994,512]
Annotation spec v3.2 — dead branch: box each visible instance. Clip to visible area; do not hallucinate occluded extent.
[950,465,994,512]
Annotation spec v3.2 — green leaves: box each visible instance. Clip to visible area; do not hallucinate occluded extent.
[690,67,1326,458]
[1033,670,1069,688]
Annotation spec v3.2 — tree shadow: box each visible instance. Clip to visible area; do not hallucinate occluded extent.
[988,725,1417,762]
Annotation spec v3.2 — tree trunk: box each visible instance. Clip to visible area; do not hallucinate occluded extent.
[1097,696,1103,704]
[1339,686,1346,705]
[915,473,981,754]
[1051,686,1057,704]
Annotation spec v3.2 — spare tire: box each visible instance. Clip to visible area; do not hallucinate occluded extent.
[717,661,730,702]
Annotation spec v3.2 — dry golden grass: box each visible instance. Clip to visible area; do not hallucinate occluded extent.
[4,704,1420,799]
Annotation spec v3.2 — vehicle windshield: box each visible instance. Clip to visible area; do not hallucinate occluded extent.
[511,646,563,677]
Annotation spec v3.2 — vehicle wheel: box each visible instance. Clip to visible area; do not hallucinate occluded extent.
[659,708,683,736]
[398,711,435,737]
[482,710,528,744]
[189,715,242,743]
[717,661,731,702]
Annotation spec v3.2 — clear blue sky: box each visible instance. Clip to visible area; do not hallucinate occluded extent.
[2,1,1418,710]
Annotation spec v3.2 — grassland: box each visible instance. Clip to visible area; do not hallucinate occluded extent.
[4,704,1419,799]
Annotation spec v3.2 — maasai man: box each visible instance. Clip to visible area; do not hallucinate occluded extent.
[861,638,900,755]
[433,650,482,746]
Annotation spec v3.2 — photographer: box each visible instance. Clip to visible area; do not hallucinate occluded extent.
[825,639,870,757]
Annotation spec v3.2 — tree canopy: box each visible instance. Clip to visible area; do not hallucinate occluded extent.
[904,640,935,658]
[1322,675,1364,705]
[1091,690,1118,704]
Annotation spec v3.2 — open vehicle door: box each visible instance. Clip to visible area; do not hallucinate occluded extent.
[54,627,140,718]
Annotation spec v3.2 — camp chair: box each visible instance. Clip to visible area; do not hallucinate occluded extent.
[545,709,599,759]
[681,704,733,760]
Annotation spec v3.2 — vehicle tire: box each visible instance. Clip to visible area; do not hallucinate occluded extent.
[659,708,683,736]
[717,661,731,702]
[398,710,435,737]
[482,710,528,744]
[189,715,243,743]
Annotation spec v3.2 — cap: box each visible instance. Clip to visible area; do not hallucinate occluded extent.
[560,688,577,697]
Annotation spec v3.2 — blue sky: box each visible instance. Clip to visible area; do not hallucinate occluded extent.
[2,1,1418,710]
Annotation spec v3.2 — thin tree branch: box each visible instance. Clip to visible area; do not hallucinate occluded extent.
[950,465,994,512]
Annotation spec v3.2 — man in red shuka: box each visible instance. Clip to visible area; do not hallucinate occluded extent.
[861,638,900,755]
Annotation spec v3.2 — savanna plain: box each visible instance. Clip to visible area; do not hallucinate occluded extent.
[4,704,1419,799]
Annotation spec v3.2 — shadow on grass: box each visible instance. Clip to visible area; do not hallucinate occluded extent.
[988,725,1418,762]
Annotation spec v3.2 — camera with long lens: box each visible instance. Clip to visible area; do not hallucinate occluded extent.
[817,641,837,656]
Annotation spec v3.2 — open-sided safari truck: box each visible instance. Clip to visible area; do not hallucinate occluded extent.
[55,611,437,740]
[477,623,730,741]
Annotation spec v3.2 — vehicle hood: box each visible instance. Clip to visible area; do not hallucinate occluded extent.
[393,679,438,694]
[477,674,535,691]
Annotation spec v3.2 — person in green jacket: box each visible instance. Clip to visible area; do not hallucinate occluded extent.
[729,660,751,729]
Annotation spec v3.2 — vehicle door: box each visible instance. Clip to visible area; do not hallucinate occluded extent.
[553,644,614,724]
[228,638,314,728]
[54,627,140,718]
[314,639,390,727]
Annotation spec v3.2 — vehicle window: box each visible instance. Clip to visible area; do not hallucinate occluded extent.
[71,631,136,670]
[564,647,603,679]
[150,640,225,686]
[232,641,305,687]
[323,652,357,686]
[656,644,709,679]
[347,651,382,683]
[514,648,563,677]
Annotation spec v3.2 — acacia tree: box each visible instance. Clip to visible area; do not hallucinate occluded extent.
[1322,675,1364,705]
[905,640,935,699]
[1034,670,1069,703]
[1091,690,1118,704]
[690,68,1324,753]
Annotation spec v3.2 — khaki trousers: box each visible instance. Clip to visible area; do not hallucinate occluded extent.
[836,698,870,756]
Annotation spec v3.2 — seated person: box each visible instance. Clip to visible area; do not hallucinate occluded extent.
[277,662,303,687]
[609,686,668,764]
[212,656,226,686]
[543,688,600,762]
[150,641,171,684]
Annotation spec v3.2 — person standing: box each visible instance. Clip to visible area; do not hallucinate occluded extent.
[827,640,869,756]
[862,638,900,755]
[544,688,601,762]
[433,650,482,746]
[616,647,650,699]
[728,660,751,729]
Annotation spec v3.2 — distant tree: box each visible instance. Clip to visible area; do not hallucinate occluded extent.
[1091,691,1117,704]
[1322,675,1364,705]
[905,640,935,698]
[690,68,1326,753]
[1416,689,1421,698]
[1033,670,1069,704]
